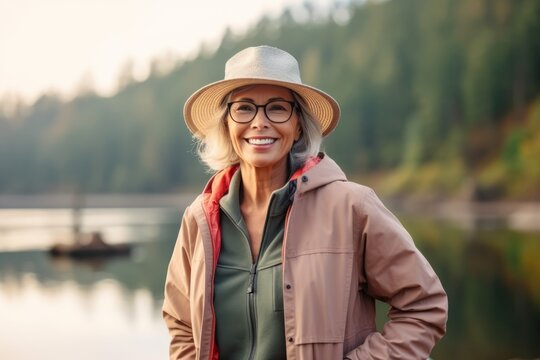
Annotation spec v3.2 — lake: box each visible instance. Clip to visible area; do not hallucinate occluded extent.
[0,205,539,359]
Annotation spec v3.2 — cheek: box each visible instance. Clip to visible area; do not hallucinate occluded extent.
[227,124,244,152]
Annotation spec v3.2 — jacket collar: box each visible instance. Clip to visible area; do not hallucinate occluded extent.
[220,168,293,222]
[293,153,347,195]
[201,152,346,211]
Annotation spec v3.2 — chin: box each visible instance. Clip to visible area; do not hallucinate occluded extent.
[242,154,287,170]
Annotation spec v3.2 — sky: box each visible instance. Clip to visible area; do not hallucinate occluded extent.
[0,0,338,104]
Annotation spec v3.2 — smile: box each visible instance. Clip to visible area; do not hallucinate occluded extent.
[246,138,276,145]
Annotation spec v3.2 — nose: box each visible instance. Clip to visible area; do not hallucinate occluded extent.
[250,106,270,128]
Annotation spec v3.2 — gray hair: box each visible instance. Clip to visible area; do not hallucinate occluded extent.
[195,91,322,172]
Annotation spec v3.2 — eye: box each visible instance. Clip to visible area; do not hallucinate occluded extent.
[267,101,290,112]
[232,102,255,113]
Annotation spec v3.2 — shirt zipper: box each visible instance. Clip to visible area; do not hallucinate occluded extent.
[245,192,276,360]
[246,262,257,360]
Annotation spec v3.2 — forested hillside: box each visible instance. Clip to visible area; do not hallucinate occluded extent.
[1,0,539,199]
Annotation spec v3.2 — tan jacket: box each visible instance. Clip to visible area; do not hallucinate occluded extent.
[163,154,448,360]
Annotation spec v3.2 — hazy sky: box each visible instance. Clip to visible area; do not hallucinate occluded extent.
[0,0,336,103]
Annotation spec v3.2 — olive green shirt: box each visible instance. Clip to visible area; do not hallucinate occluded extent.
[214,170,293,360]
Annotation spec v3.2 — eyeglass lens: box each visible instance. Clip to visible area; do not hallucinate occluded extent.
[228,101,294,123]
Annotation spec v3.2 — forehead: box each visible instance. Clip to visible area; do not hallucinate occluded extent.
[230,84,294,101]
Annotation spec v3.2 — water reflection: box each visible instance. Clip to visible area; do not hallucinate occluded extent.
[0,218,179,360]
[0,208,539,360]
[400,217,540,360]
[0,274,168,359]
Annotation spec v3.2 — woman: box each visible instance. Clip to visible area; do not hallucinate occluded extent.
[163,45,447,360]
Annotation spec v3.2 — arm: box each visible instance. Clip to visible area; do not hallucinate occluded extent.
[346,190,448,360]
[162,206,198,359]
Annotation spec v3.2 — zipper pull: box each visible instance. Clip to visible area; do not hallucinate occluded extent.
[247,263,257,294]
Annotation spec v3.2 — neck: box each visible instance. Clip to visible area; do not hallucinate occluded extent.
[239,160,288,208]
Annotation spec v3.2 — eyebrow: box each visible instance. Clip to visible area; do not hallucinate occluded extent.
[235,96,292,102]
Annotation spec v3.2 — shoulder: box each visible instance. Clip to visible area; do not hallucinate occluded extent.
[301,154,394,216]
[313,179,399,226]
[314,179,377,205]
[174,195,209,259]
[327,180,374,196]
[179,194,206,228]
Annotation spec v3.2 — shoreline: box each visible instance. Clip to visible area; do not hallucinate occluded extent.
[1,193,539,232]
[385,197,540,233]
[0,193,197,209]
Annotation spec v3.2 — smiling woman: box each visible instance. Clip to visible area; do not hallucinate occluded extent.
[226,85,301,176]
[162,46,448,360]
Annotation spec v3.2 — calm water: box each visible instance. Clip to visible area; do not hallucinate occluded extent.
[0,207,539,360]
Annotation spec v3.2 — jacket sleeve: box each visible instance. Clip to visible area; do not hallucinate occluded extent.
[345,189,448,360]
[162,206,198,360]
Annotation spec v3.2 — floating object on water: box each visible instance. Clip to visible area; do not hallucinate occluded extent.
[49,231,131,258]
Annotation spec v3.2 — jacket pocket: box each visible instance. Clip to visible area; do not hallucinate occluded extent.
[285,251,354,344]
[273,265,284,312]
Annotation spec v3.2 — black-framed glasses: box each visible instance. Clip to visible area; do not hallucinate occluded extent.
[227,100,297,124]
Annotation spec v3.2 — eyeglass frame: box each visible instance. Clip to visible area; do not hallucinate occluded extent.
[226,100,298,124]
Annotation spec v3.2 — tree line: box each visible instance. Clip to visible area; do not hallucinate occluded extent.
[1,0,539,199]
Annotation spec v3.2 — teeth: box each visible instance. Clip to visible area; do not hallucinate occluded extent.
[248,138,275,145]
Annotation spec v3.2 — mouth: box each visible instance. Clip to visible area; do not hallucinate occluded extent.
[246,138,277,145]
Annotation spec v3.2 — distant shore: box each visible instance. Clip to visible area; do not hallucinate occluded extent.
[0,193,197,209]
[1,193,539,232]
[385,197,540,233]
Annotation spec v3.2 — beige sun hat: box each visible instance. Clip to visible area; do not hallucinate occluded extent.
[183,45,340,138]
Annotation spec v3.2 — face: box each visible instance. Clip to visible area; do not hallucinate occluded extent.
[227,84,301,172]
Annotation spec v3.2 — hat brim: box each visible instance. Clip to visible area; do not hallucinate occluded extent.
[183,78,340,138]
